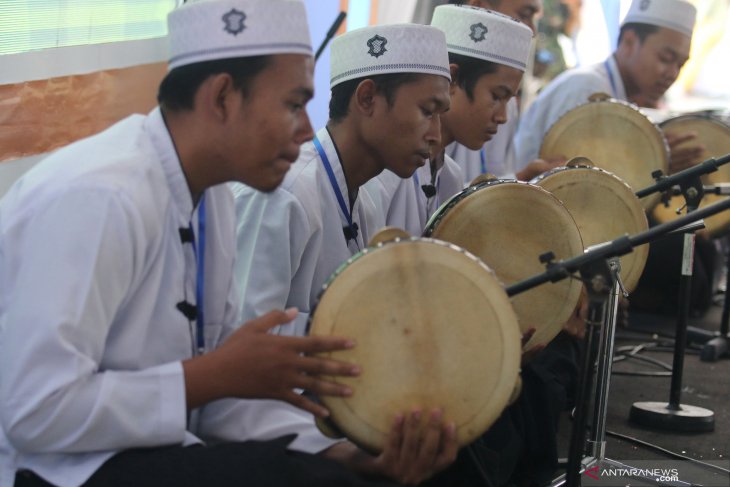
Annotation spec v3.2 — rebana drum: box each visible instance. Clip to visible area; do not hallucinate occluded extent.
[423,179,584,352]
[532,159,649,292]
[307,237,522,453]
[539,93,669,210]
[653,115,730,237]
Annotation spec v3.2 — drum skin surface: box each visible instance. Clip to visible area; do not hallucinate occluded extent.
[424,181,584,352]
[533,165,649,292]
[653,115,730,237]
[539,96,669,210]
[308,238,522,453]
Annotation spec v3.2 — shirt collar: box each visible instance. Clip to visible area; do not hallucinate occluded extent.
[144,107,195,217]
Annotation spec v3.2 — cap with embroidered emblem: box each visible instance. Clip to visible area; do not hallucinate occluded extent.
[622,0,696,37]
[329,23,451,88]
[167,0,312,71]
[431,4,534,72]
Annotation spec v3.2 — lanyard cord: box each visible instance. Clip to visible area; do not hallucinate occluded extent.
[313,136,360,247]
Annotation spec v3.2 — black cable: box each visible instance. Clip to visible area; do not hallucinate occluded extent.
[606,430,730,475]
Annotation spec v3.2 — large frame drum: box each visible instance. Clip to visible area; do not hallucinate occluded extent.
[532,160,649,292]
[539,94,669,210]
[307,238,522,453]
[653,115,730,237]
[423,180,584,352]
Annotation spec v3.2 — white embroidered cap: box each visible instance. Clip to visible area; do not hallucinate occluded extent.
[622,0,696,37]
[431,5,533,72]
[168,0,312,71]
[329,24,451,88]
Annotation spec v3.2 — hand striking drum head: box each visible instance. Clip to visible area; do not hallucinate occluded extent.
[539,94,669,210]
[533,163,649,292]
[653,115,730,237]
[424,181,584,352]
[308,238,522,453]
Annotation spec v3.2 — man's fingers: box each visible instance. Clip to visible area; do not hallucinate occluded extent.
[400,410,422,462]
[283,390,330,418]
[291,334,356,354]
[296,374,353,399]
[416,409,444,464]
[433,421,458,472]
[296,354,361,377]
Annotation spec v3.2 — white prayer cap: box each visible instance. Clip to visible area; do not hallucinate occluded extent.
[168,0,312,71]
[329,24,451,88]
[622,0,696,37]
[431,5,533,72]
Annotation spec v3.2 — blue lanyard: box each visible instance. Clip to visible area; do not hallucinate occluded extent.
[479,148,487,174]
[313,136,359,246]
[191,195,206,354]
[604,59,617,98]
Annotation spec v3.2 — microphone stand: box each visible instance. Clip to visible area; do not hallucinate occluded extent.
[506,197,730,487]
[314,12,347,62]
[630,165,716,432]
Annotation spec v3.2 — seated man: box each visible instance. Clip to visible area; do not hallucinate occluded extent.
[515,0,701,173]
[444,0,567,183]
[364,4,532,235]
[0,1,408,486]
[232,23,463,486]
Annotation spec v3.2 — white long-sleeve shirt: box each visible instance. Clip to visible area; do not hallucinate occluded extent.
[0,108,331,487]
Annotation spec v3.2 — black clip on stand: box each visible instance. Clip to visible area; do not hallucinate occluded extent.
[630,170,715,432]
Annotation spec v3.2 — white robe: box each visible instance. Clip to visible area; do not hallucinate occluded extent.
[0,108,331,487]
[364,154,465,236]
[514,55,627,166]
[232,127,381,337]
[446,98,522,183]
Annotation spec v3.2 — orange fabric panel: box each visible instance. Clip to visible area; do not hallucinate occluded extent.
[0,62,167,162]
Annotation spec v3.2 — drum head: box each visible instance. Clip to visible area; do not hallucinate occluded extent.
[533,165,649,292]
[425,182,584,351]
[539,96,669,210]
[308,239,522,453]
[653,116,730,237]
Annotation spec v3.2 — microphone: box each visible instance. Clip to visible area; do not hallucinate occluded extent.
[343,222,359,242]
[179,227,194,244]
[176,301,197,321]
[421,184,437,198]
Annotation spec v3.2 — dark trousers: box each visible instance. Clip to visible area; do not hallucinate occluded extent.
[15,435,397,487]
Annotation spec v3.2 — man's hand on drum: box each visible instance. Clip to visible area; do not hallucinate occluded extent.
[182,308,361,416]
[516,156,567,181]
[323,409,458,485]
[520,327,545,365]
[562,286,588,340]
[665,130,705,173]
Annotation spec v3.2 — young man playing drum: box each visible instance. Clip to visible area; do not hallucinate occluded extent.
[232,23,474,486]
[515,0,701,174]
[445,0,568,183]
[0,1,415,486]
[365,5,533,237]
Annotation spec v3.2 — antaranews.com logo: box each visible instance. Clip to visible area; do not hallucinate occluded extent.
[581,460,729,486]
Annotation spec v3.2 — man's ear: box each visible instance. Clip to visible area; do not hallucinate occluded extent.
[353,79,378,116]
[449,63,460,96]
[200,73,237,122]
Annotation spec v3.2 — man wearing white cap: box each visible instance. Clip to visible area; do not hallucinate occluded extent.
[232,23,463,485]
[444,0,568,183]
[365,5,533,236]
[0,1,400,486]
[514,0,702,173]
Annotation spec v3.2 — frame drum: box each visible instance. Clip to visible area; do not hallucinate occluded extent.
[308,238,522,453]
[423,180,584,352]
[653,115,730,237]
[539,94,669,210]
[532,161,649,292]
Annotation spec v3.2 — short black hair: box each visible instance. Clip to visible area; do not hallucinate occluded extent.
[328,72,422,123]
[158,55,272,111]
[448,0,501,6]
[617,22,660,46]
[449,52,499,101]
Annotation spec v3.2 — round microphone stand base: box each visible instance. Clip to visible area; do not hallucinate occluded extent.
[629,401,715,432]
